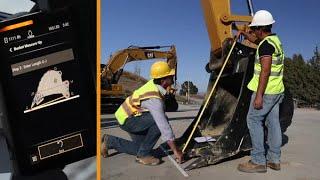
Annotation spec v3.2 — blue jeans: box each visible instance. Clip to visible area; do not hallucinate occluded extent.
[107,113,161,157]
[247,92,284,165]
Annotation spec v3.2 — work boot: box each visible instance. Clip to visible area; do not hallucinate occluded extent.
[267,162,281,171]
[135,156,160,166]
[101,134,109,158]
[238,160,267,173]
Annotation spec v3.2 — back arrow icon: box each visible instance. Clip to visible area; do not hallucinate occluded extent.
[9,48,12,52]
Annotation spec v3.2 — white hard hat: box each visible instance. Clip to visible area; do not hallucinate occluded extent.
[249,10,275,27]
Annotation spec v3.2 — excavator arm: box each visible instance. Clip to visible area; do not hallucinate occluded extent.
[101,45,177,85]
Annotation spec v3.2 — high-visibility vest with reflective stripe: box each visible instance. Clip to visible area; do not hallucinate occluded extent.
[115,80,163,125]
[247,35,285,94]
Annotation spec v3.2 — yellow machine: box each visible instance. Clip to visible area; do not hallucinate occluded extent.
[101,45,178,113]
[179,0,293,170]
[201,0,257,72]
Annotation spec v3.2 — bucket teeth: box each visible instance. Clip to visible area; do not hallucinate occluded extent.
[185,156,210,171]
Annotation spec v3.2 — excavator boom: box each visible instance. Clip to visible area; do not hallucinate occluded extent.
[101,45,177,84]
[106,46,176,73]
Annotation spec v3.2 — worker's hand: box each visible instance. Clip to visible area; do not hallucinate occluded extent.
[253,95,263,110]
[174,150,184,164]
[237,30,244,37]
[167,140,184,163]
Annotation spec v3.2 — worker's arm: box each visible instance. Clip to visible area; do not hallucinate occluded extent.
[167,140,183,163]
[254,56,271,109]
[141,98,184,163]
[254,41,275,109]
[238,30,259,44]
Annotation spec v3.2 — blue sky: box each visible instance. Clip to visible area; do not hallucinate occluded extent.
[101,0,320,92]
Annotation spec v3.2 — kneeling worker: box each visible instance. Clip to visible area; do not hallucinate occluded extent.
[101,61,183,165]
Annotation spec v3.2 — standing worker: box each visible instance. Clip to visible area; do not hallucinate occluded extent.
[101,61,183,165]
[237,10,285,173]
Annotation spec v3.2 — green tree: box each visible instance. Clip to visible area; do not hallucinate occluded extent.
[308,47,320,103]
[310,46,320,71]
[179,81,198,96]
[284,52,320,106]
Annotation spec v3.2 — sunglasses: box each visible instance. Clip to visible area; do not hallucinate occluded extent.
[250,26,261,31]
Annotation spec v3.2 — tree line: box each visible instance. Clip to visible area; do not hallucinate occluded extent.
[284,47,320,106]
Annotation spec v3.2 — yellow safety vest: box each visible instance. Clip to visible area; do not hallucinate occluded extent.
[115,80,163,125]
[247,35,285,94]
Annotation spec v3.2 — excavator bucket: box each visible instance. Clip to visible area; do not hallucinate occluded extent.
[179,42,294,170]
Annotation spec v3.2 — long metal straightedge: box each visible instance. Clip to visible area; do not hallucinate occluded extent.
[182,34,240,153]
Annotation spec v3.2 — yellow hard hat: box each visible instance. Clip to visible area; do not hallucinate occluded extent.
[150,61,175,79]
